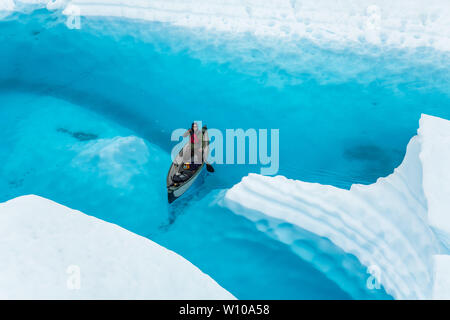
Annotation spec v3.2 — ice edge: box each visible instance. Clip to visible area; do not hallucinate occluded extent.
[224,114,450,300]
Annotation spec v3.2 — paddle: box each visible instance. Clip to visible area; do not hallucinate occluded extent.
[206,162,215,173]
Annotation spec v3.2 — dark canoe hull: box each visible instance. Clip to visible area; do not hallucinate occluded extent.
[167,126,209,204]
[167,163,205,203]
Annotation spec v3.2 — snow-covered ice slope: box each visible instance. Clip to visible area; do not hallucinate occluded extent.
[0,0,13,11]
[0,0,14,18]
[0,195,235,299]
[6,0,450,51]
[432,255,450,300]
[224,114,450,300]
[419,117,450,250]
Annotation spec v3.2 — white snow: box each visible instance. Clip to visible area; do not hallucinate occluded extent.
[0,0,14,11]
[418,116,450,249]
[0,195,235,299]
[5,0,450,51]
[432,255,450,299]
[224,114,450,300]
[0,0,14,18]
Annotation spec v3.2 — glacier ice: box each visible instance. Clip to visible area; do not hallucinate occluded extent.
[432,255,450,299]
[72,136,151,188]
[418,117,450,250]
[3,1,449,98]
[224,114,450,300]
[0,0,13,19]
[5,0,450,51]
[0,195,235,299]
[0,0,13,11]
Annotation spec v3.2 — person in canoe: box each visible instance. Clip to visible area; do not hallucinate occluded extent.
[182,122,206,167]
[166,123,213,203]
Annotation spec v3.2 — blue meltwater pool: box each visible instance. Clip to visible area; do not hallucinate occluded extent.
[1,9,449,299]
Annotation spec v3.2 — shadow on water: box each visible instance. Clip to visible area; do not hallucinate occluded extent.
[344,144,388,162]
[159,171,211,232]
[57,128,99,141]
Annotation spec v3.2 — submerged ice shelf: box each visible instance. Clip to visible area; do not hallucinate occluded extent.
[0,92,171,235]
[224,114,450,300]
[0,195,234,299]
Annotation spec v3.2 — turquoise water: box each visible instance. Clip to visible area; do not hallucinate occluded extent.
[1,9,450,299]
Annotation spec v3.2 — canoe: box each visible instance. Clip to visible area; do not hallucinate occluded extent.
[167,126,209,203]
